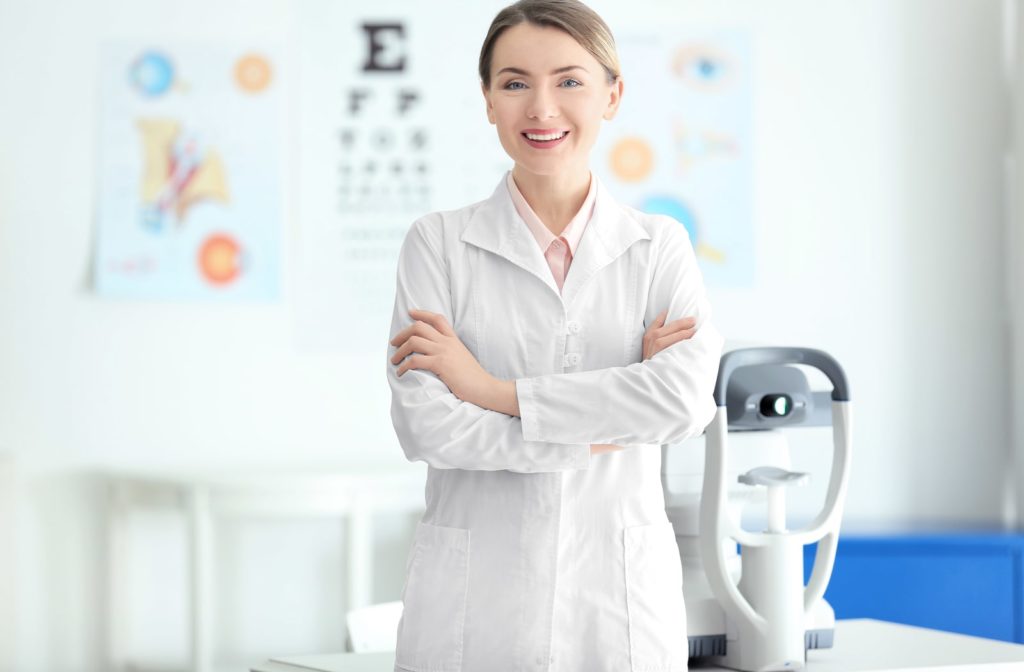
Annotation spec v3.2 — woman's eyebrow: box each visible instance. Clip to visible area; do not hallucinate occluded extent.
[496,65,589,77]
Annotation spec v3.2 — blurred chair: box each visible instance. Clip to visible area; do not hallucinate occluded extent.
[105,468,423,672]
[344,600,403,653]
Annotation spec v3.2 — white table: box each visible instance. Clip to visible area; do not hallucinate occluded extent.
[250,619,1024,671]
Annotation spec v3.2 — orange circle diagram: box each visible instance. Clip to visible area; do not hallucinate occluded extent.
[198,233,244,286]
[234,53,272,93]
[609,137,654,183]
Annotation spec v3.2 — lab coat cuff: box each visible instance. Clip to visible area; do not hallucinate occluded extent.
[516,377,541,442]
[518,377,590,470]
[571,442,592,470]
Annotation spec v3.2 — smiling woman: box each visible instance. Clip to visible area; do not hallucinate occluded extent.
[385,1,724,671]
[478,4,623,222]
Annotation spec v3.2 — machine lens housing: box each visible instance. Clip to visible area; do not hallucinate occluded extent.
[760,393,793,418]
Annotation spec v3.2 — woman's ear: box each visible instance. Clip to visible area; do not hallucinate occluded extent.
[603,76,624,121]
[481,80,496,125]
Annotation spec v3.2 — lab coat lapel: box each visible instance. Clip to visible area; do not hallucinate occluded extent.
[460,171,651,307]
[560,173,651,308]
[460,175,561,297]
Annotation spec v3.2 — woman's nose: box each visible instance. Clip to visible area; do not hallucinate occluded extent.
[526,88,559,120]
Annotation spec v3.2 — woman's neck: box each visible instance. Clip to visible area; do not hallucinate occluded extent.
[510,164,592,237]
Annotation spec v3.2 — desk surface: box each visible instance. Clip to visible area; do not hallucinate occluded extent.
[250,619,1024,672]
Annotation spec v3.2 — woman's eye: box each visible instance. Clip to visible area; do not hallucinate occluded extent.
[502,79,581,90]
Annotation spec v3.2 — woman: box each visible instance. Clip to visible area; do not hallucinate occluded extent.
[385,1,724,670]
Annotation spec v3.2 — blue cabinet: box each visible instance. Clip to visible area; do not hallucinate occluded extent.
[803,533,1024,643]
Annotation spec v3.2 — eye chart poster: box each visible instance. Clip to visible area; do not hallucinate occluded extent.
[292,0,505,351]
[94,43,285,300]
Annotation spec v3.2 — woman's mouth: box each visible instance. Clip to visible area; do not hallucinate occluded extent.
[522,130,569,149]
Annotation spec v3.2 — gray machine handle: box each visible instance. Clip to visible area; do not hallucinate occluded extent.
[713,347,851,407]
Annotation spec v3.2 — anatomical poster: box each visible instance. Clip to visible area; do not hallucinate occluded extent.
[94,42,285,300]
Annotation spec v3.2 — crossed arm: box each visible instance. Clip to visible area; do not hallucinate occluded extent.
[389,307,698,456]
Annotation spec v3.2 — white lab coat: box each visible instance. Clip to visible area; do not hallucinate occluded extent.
[386,170,724,672]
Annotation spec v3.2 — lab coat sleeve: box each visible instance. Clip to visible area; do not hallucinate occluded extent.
[387,215,592,473]
[515,222,725,446]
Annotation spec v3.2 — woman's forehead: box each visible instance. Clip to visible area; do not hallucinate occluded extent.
[492,23,592,67]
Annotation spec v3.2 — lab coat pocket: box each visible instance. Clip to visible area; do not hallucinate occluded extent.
[624,520,688,672]
[395,521,471,672]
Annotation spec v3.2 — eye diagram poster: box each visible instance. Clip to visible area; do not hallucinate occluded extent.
[94,43,284,300]
[594,31,753,288]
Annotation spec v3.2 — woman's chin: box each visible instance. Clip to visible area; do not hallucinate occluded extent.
[509,154,578,176]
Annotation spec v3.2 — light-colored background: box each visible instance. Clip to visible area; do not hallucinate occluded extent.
[2,0,1022,670]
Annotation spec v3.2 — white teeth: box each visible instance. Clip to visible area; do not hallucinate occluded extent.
[525,131,566,141]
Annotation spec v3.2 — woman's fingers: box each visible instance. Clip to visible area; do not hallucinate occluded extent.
[653,327,696,353]
[390,335,437,365]
[660,316,697,333]
[643,312,666,348]
[408,309,455,337]
[644,313,694,339]
[389,317,442,348]
[396,353,436,377]
[590,443,625,455]
[643,314,699,360]
[643,313,662,360]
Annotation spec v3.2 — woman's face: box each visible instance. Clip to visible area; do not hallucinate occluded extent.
[481,22,623,177]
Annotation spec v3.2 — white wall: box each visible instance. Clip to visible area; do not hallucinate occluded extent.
[0,457,15,669]
[0,0,1015,670]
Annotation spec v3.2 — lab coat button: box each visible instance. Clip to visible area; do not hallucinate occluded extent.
[566,320,581,334]
[563,353,581,367]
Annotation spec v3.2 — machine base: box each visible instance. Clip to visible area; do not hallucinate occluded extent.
[688,628,834,660]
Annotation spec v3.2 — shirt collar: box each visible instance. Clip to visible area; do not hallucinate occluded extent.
[505,169,597,256]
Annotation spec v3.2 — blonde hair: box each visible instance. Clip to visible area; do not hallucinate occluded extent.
[478,0,621,89]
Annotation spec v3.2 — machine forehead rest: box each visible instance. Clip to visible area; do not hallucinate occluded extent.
[713,347,851,407]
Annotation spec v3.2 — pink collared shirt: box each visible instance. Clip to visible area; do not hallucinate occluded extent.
[506,170,597,293]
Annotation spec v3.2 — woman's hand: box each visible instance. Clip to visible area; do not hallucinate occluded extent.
[591,309,699,457]
[390,309,495,407]
[643,309,698,360]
